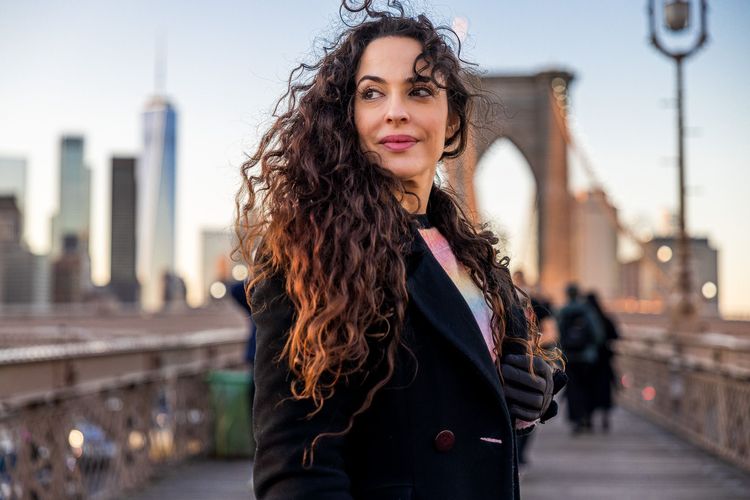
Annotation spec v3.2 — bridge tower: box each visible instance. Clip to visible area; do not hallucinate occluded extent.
[446,70,575,302]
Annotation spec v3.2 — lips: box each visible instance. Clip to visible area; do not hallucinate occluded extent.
[379,134,417,152]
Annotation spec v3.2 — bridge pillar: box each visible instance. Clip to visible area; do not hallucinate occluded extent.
[446,70,575,303]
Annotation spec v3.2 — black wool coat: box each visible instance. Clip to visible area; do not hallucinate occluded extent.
[250,230,530,500]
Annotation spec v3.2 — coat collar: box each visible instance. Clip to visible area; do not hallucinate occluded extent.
[405,226,511,419]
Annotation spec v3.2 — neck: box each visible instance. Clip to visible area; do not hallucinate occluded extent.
[399,172,433,215]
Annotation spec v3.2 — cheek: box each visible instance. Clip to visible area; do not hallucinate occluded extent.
[426,113,449,145]
[353,106,371,142]
[429,100,450,143]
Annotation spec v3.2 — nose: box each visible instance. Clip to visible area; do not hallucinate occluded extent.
[385,94,409,124]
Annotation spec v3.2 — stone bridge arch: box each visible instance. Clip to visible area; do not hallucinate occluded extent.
[446,70,575,302]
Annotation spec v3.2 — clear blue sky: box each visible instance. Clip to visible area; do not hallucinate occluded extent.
[1,1,748,314]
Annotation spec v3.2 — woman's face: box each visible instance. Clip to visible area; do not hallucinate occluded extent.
[354,36,454,188]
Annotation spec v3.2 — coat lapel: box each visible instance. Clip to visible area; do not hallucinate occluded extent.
[405,229,510,416]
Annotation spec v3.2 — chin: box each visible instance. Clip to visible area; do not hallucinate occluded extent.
[380,154,430,178]
[383,162,430,182]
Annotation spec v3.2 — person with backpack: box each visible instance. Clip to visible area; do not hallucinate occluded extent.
[557,283,604,434]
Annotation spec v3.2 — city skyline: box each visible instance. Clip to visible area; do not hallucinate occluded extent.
[0,1,747,314]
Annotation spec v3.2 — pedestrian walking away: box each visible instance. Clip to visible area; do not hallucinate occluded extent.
[557,283,604,434]
[585,291,620,432]
[234,2,566,498]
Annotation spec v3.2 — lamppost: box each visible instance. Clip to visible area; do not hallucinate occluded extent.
[647,0,708,329]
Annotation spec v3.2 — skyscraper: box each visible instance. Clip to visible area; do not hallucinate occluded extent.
[137,96,177,311]
[52,136,91,257]
[50,135,92,302]
[110,157,139,304]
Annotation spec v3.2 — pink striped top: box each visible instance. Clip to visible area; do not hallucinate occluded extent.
[417,227,497,362]
[418,225,538,430]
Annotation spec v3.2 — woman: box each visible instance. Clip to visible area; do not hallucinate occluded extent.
[235,2,565,498]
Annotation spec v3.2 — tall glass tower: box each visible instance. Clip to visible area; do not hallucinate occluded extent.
[52,136,90,257]
[138,96,177,311]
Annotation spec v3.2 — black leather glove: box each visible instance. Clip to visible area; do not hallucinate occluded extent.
[500,354,556,422]
[539,370,568,423]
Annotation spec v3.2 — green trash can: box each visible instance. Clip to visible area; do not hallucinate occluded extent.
[207,370,255,458]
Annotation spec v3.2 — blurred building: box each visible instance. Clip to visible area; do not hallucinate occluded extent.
[201,228,233,305]
[52,235,86,303]
[619,259,641,299]
[572,189,620,300]
[0,196,21,244]
[137,96,177,311]
[160,271,188,311]
[51,136,91,258]
[0,196,50,310]
[109,157,139,303]
[639,236,719,316]
[621,236,719,317]
[0,157,27,243]
[50,136,92,301]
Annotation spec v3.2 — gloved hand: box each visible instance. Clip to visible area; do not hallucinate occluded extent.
[500,354,566,422]
[539,370,568,423]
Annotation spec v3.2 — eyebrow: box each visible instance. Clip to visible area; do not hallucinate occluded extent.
[356,74,432,86]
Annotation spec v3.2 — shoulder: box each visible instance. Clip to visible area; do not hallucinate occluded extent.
[250,271,286,308]
[248,242,291,318]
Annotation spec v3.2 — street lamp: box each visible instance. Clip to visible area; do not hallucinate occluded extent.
[647,0,708,329]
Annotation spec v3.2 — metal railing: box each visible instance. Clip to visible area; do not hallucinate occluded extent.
[615,325,750,473]
[0,327,248,499]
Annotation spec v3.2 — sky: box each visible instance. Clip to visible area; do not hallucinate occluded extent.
[0,1,748,315]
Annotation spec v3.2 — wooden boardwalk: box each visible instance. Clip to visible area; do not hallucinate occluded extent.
[128,406,750,499]
[520,405,750,500]
[124,458,255,500]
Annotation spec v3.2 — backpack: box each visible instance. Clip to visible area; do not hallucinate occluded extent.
[560,308,594,353]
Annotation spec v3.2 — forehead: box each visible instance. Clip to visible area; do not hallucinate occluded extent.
[355,36,428,79]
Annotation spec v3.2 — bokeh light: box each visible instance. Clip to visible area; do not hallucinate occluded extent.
[209,281,226,299]
[231,264,248,281]
[657,245,673,263]
[128,430,146,450]
[642,386,656,401]
[68,429,84,449]
[702,281,717,299]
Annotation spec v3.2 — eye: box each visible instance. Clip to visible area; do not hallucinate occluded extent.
[410,86,435,97]
[359,87,383,100]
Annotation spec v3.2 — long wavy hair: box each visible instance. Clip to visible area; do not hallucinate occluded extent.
[235,0,556,465]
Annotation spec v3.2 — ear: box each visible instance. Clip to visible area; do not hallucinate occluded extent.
[446,112,460,139]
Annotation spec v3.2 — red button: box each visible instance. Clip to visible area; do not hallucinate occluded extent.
[434,430,455,452]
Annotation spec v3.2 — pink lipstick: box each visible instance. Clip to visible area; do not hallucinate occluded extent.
[379,134,417,152]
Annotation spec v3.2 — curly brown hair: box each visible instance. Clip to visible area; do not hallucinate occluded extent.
[235,0,556,465]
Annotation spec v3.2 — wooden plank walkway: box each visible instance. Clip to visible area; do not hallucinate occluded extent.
[520,405,750,499]
[128,406,750,499]
[124,459,254,500]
